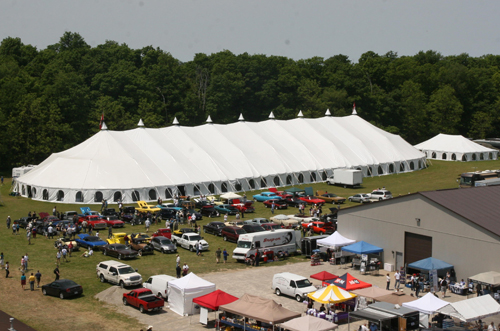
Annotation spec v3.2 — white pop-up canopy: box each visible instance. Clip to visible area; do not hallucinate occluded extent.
[317,231,356,248]
[402,293,449,315]
[436,295,500,322]
[414,133,498,162]
[168,273,216,316]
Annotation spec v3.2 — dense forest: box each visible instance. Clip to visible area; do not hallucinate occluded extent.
[1,32,500,171]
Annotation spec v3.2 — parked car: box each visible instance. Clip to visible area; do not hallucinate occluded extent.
[129,233,152,243]
[143,274,176,300]
[314,192,346,204]
[54,237,80,251]
[253,192,282,202]
[248,218,270,225]
[101,244,138,260]
[185,208,203,221]
[263,199,288,209]
[101,215,125,228]
[101,208,118,217]
[199,205,220,218]
[241,224,266,233]
[299,197,325,205]
[122,288,164,313]
[42,279,83,299]
[106,233,127,245]
[368,190,393,201]
[272,272,316,302]
[203,221,225,236]
[136,201,161,213]
[129,233,154,255]
[78,215,107,230]
[61,211,79,220]
[221,226,247,243]
[301,221,335,235]
[261,223,282,231]
[224,220,245,227]
[121,207,135,223]
[172,228,195,236]
[150,236,177,254]
[16,216,38,228]
[214,204,239,215]
[284,198,306,208]
[75,234,107,249]
[155,208,177,221]
[348,194,371,203]
[97,260,142,288]
[151,228,172,240]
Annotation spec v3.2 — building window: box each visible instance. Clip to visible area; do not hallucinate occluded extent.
[451,153,456,161]
[22,185,26,195]
[43,189,49,201]
[286,175,292,185]
[260,178,267,188]
[94,191,103,203]
[132,191,140,202]
[480,153,484,160]
[235,182,242,191]
[377,166,383,175]
[75,191,83,202]
[149,189,157,200]
[489,152,493,160]
[389,164,395,173]
[221,182,228,193]
[321,171,328,181]
[297,174,304,183]
[462,155,467,161]
[368,167,373,176]
[208,183,215,194]
[56,190,64,202]
[32,188,37,197]
[273,176,280,186]
[442,153,447,160]
[472,154,477,161]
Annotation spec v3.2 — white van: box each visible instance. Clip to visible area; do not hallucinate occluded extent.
[232,229,298,261]
[143,274,176,300]
[272,272,317,302]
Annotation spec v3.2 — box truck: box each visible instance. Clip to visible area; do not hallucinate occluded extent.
[232,229,298,261]
[326,169,363,188]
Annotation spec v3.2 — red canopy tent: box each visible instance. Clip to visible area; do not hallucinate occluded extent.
[193,289,238,311]
[310,271,339,281]
[322,273,372,290]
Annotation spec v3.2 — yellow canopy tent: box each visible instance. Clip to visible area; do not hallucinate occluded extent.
[307,284,357,304]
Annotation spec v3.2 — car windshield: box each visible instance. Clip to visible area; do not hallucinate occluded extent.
[189,235,202,241]
[296,279,313,288]
[160,239,172,245]
[86,236,101,242]
[114,244,127,250]
[118,267,136,275]
[237,241,252,248]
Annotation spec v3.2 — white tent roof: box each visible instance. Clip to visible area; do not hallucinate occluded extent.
[168,272,216,316]
[220,192,243,200]
[436,295,500,322]
[280,315,338,331]
[16,115,425,204]
[402,293,449,315]
[169,272,215,291]
[317,231,356,248]
[468,271,500,286]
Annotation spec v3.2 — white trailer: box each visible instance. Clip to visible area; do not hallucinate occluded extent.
[232,229,298,261]
[327,169,363,188]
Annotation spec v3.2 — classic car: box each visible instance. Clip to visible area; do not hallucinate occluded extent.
[101,215,125,228]
[54,237,80,251]
[263,199,288,209]
[301,221,335,234]
[101,208,119,217]
[231,201,256,213]
[252,192,282,202]
[75,234,107,248]
[106,232,127,245]
[155,207,178,221]
[121,207,135,223]
[129,233,152,243]
[150,236,177,254]
[261,223,283,231]
[314,192,346,204]
[151,228,172,239]
[221,226,247,243]
[172,228,195,236]
[284,198,306,208]
[129,233,154,255]
[224,220,245,227]
[123,288,164,313]
[214,204,239,215]
[206,196,224,206]
[199,205,220,218]
[241,224,266,233]
[42,279,83,299]
[101,243,139,259]
[15,216,37,228]
[79,207,100,216]
[298,197,325,205]
[247,218,270,225]
[78,215,107,230]
[61,211,79,220]
[184,208,203,221]
[41,215,60,224]
[136,201,161,213]
[203,221,225,236]
[348,194,371,203]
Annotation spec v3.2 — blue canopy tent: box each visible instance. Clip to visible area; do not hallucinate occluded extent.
[407,257,453,271]
[341,241,383,254]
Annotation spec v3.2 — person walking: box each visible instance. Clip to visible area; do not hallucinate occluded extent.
[54,266,60,280]
[20,256,25,273]
[6,216,11,229]
[415,277,422,297]
[216,248,221,263]
[197,241,203,256]
[255,249,260,267]
[27,229,32,245]
[196,241,200,256]
[56,251,61,266]
[440,278,448,298]
[271,202,275,214]
[0,252,4,270]
[62,247,68,262]
[68,242,73,257]
[394,270,401,290]
[223,249,228,264]
[29,273,36,291]
[35,270,42,288]
[386,273,391,290]
[145,218,151,233]
[108,225,113,239]
[21,273,26,290]
[182,263,189,276]
[24,253,29,270]
[5,262,9,278]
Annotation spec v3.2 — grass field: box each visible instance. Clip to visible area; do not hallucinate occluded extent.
[0,159,499,330]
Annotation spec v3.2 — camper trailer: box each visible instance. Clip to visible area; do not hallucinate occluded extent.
[232,229,298,261]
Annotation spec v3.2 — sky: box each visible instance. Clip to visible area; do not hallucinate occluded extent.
[1,0,500,63]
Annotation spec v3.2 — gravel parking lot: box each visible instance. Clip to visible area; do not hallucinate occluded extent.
[96,260,499,331]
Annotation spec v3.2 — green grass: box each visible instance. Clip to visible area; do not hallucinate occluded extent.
[1,159,499,330]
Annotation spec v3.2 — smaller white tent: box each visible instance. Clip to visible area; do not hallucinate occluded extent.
[402,293,448,315]
[168,273,216,316]
[414,134,498,162]
[317,231,356,248]
[436,295,500,322]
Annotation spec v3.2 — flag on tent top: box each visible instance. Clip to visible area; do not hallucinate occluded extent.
[99,113,104,129]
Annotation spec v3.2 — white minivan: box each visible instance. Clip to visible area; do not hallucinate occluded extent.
[143,274,176,300]
[272,272,317,302]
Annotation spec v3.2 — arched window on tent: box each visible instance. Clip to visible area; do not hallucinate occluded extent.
[56,190,64,202]
[389,164,395,173]
[432,152,437,159]
[321,171,328,181]
[32,188,37,197]
[451,154,456,161]
[273,176,280,186]
[43,189,49,201]
[462,155,467,161]
[194,185,201,196]
[400,163,405,172]
[94,191,103,203]
[132,191,140,202]
[310,172,317,182]
[472,154,477,161]
[208,183,215,194]
[149,189,157,200]
[165,188,172,199]
[286,175,292,185]
[410,162,415,170]
[442,153,447,160]
[75,191,83,202]
[221,182,228,193]
[480,153,484,160]
[298,174,304,184]
[248,179,255,190]
[113,192,122,202]
[234,182,242,191]
[22,185,26,195]
[489,153,493,160]
[260,178,267,188]
[378,166,383,175]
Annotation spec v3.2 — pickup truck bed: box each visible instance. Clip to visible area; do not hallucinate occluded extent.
[123,289,164,313]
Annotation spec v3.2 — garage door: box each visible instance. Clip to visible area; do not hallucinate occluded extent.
[404,232,432,266]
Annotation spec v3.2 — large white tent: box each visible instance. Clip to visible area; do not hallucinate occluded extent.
[402,293,448,315]
[414,133,498,162]
[168,272,216,316]
[15,113,426,204]
[317,231,356,248]
[436,295,500,322]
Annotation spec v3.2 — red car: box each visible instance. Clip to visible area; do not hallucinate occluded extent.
[301,221,335,234]
[263,199,288,209]
[78,215,107,230]
[231,199,256,213]
[151,228,172,240]
[299,197,325,205]
[101,215,125,228]
[123,288,164,313]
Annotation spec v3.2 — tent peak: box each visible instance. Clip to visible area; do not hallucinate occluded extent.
[137,118,145,127]
[297,110,304,118]
[325,109,331,116]
[100,122,108,130]
[352,103,358,115]
[269,111,275,119]
[206,115,213,124]
[238,113,245,121]
[172,117,179,125]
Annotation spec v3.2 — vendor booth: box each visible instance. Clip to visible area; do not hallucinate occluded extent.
[351,287,393,300]
[322,273,372,291]
[219,294,301,330]
[341,241,383,274]
[168,273,216,316]
[402,293,449,327]
[468,271,500,297]
[436,295,500,322]
[310,271,339,282]
[317,232,356,265]
[307,284,357,323]
[349,302,420,331]
[280,315,338,331]
[407,257,453,272]
[192,289,238,325]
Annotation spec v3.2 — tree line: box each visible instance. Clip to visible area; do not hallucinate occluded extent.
[1,32,500,171]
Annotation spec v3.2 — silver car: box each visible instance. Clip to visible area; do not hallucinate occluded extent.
[348,194,371,203]
[368,190,393,201]
[151,236,177,254]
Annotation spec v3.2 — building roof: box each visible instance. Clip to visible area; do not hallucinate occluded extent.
[420,186,500,237]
